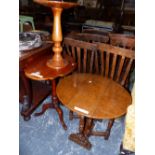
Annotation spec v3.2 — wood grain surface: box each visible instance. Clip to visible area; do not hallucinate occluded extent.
[57,73,132,119]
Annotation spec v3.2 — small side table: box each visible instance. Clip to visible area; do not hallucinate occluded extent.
[24,0,78,130]
[24,53,76,130]
[56,73,132,149]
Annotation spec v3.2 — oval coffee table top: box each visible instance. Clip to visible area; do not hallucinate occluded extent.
[56,73,132,119]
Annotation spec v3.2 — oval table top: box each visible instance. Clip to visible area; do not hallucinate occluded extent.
[56,73,132,119]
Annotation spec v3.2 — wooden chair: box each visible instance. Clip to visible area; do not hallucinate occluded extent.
[63,32,109,76]
[63,36,135,88]
[109,33,135,89]
[62,37,135,139]
[97,42,135,87]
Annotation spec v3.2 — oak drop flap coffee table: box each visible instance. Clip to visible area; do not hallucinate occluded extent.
[56,73,132,149]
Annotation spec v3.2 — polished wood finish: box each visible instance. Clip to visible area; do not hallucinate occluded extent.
[57,73,131,149]
[24,53,77,130]
[46,6,67,69]
[20,43,52,120]
[25,54,76,81]
[57,73,131,119]
[34,0,78,69]
[61,37,134,149]
[22,0,78,129]
[63,36,134,123]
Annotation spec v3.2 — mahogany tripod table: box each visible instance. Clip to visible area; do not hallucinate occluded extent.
[24,53,76,130]
[56,73,132,149]
[24,0,78,130]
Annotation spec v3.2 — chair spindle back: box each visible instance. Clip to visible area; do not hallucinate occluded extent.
[63,37,135,88]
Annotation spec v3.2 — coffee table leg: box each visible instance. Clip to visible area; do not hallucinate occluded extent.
[69,110,74,120]
[69,116,92,150]
[104,119,115,140]
[84,118,94,137]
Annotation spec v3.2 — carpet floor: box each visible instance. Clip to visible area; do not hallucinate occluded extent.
[19,96,134,155]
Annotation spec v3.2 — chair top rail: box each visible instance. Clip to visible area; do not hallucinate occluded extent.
[97,43,135,59]
[63,36,135,59]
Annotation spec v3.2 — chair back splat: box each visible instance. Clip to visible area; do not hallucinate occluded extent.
[63,37,97,73]
[97,43,135,87]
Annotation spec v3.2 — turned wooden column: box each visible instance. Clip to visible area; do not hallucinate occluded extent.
[34,0,78,69]
[46,7,68,69]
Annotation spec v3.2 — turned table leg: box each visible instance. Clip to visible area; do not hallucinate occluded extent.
[69,110,74,120]
[69,116,93,150]
[51,80,67,130]
[84,118,94,137]
[69,117,115,149]
[104,119,115,140]
[34,79,67,130]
